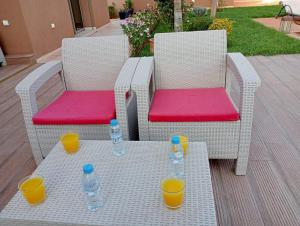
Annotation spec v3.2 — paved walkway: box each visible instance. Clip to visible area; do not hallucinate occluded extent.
[1,55,300,225]
[255,17,300,40]
[37,19,123,63]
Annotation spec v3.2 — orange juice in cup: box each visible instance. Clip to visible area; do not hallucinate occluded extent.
[60,132,79,154]
[179,135,188,156]
[161,178,185,209]
[171,134,188,156]
[19,176,46,205]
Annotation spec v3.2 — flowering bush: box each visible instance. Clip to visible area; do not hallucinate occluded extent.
[208,18,233,35]
[121,10,158,56]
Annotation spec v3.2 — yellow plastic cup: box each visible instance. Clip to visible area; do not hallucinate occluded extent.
[18,176,46,205]
[171,134,188,156]
[60,132,79,154]
[179,135,188,156]
[161,178,185,209]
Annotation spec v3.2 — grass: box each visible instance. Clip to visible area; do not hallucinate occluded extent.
[139,5,300,56]
[140,22,172,57]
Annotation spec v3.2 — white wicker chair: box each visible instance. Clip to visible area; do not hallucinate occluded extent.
[132,31,261,175]
[16,35,139,165]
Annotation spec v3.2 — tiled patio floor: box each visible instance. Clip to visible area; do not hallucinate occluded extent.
[0,55,299,225]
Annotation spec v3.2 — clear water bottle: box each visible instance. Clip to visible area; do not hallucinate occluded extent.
[169,136,185,178]
[81,164,104,211]
[110,119,126,156]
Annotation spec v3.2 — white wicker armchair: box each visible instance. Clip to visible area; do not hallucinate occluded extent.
[132,31,261,175]
[16,35,139,165]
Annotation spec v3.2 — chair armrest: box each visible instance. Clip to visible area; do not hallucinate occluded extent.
[115,58,140,140]
[131,57,155,140]
[226,53,261,174]
[115,58,140,98]
[227,53,261,92]
[16,61,63,95]
[16,60,63,116]
[15,60,63,164]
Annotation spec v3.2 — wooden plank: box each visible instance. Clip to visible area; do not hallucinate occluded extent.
[210,160,232,226]
[0,64,30,83]
[217,160,264,226]
[1,56,300,226]
[0,157,36,210]
[0,142,33,193]
[248,161,299,225]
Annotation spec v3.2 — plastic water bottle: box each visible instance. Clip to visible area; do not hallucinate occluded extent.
[82,164,104,211]
[110,119,126,156]
[169,136,185,178]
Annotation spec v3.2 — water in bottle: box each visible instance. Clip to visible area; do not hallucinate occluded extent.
[82,164,104,211]
[110,119,126,156]
[169,136,185,178]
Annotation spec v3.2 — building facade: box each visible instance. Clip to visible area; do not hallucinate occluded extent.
[0,0,110,64]
[107,0,279,12]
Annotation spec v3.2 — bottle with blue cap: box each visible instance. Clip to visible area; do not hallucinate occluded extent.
[169,135,185,178]
[81,164,104,211]
[110,119,126,156]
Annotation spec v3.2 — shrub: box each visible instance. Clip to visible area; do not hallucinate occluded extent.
[124,0,133,9]
[184,15,213,31]
[121,10,158,56]
[208,18,233,35]
[108,3,116,19]
[192,7,207,17]
[155,0,174,28]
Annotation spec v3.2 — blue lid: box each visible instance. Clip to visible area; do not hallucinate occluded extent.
[171,136,180,145]
[110,119,119,126]
[83,164,94,174]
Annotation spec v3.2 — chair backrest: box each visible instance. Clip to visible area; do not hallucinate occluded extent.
[62,35,129,90]
[154,30,227,89]
[282,0,300,15]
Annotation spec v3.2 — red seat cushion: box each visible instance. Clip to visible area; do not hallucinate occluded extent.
[32,91,116,125]
[149,88,240,122]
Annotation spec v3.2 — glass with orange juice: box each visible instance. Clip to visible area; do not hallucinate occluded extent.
[60,132,80,154]
[161,178,185,209]
[170,133,188,156]
[18,175,46,205]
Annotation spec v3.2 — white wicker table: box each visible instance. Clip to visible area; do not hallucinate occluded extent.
[0,141,216,226]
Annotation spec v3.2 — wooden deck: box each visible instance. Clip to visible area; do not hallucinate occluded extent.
[0,55,299,225]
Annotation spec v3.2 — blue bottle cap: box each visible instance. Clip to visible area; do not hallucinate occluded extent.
[110,119,119,127]
[171,136,180,145]
[83,164,94,174]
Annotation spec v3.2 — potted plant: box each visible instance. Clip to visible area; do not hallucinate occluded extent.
[125,0,134,17]
[108,2,116,19]
[119,8,127,20]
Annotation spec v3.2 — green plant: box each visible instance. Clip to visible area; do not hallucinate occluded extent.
[208,18,233,35]
[108,3,116,18]
[184,16,212,31]
[192,7,207,16]
[124,0,133,9]
[155,0,174,28]
[121,9,158,56]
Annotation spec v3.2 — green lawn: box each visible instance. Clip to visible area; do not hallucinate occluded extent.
[140,5,300,56]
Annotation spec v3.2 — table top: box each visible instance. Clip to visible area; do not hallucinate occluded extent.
[0,141,216,226]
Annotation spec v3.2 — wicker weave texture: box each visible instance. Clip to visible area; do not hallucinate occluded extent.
[16,36,139,165]
[62,35,129,90]
[154,30,226,89]
[132,31,261,175]
[149,121,240,159]
[0,141,217,226]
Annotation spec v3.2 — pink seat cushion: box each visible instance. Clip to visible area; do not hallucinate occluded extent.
[32,91,116,125]
[149,88,240,122]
